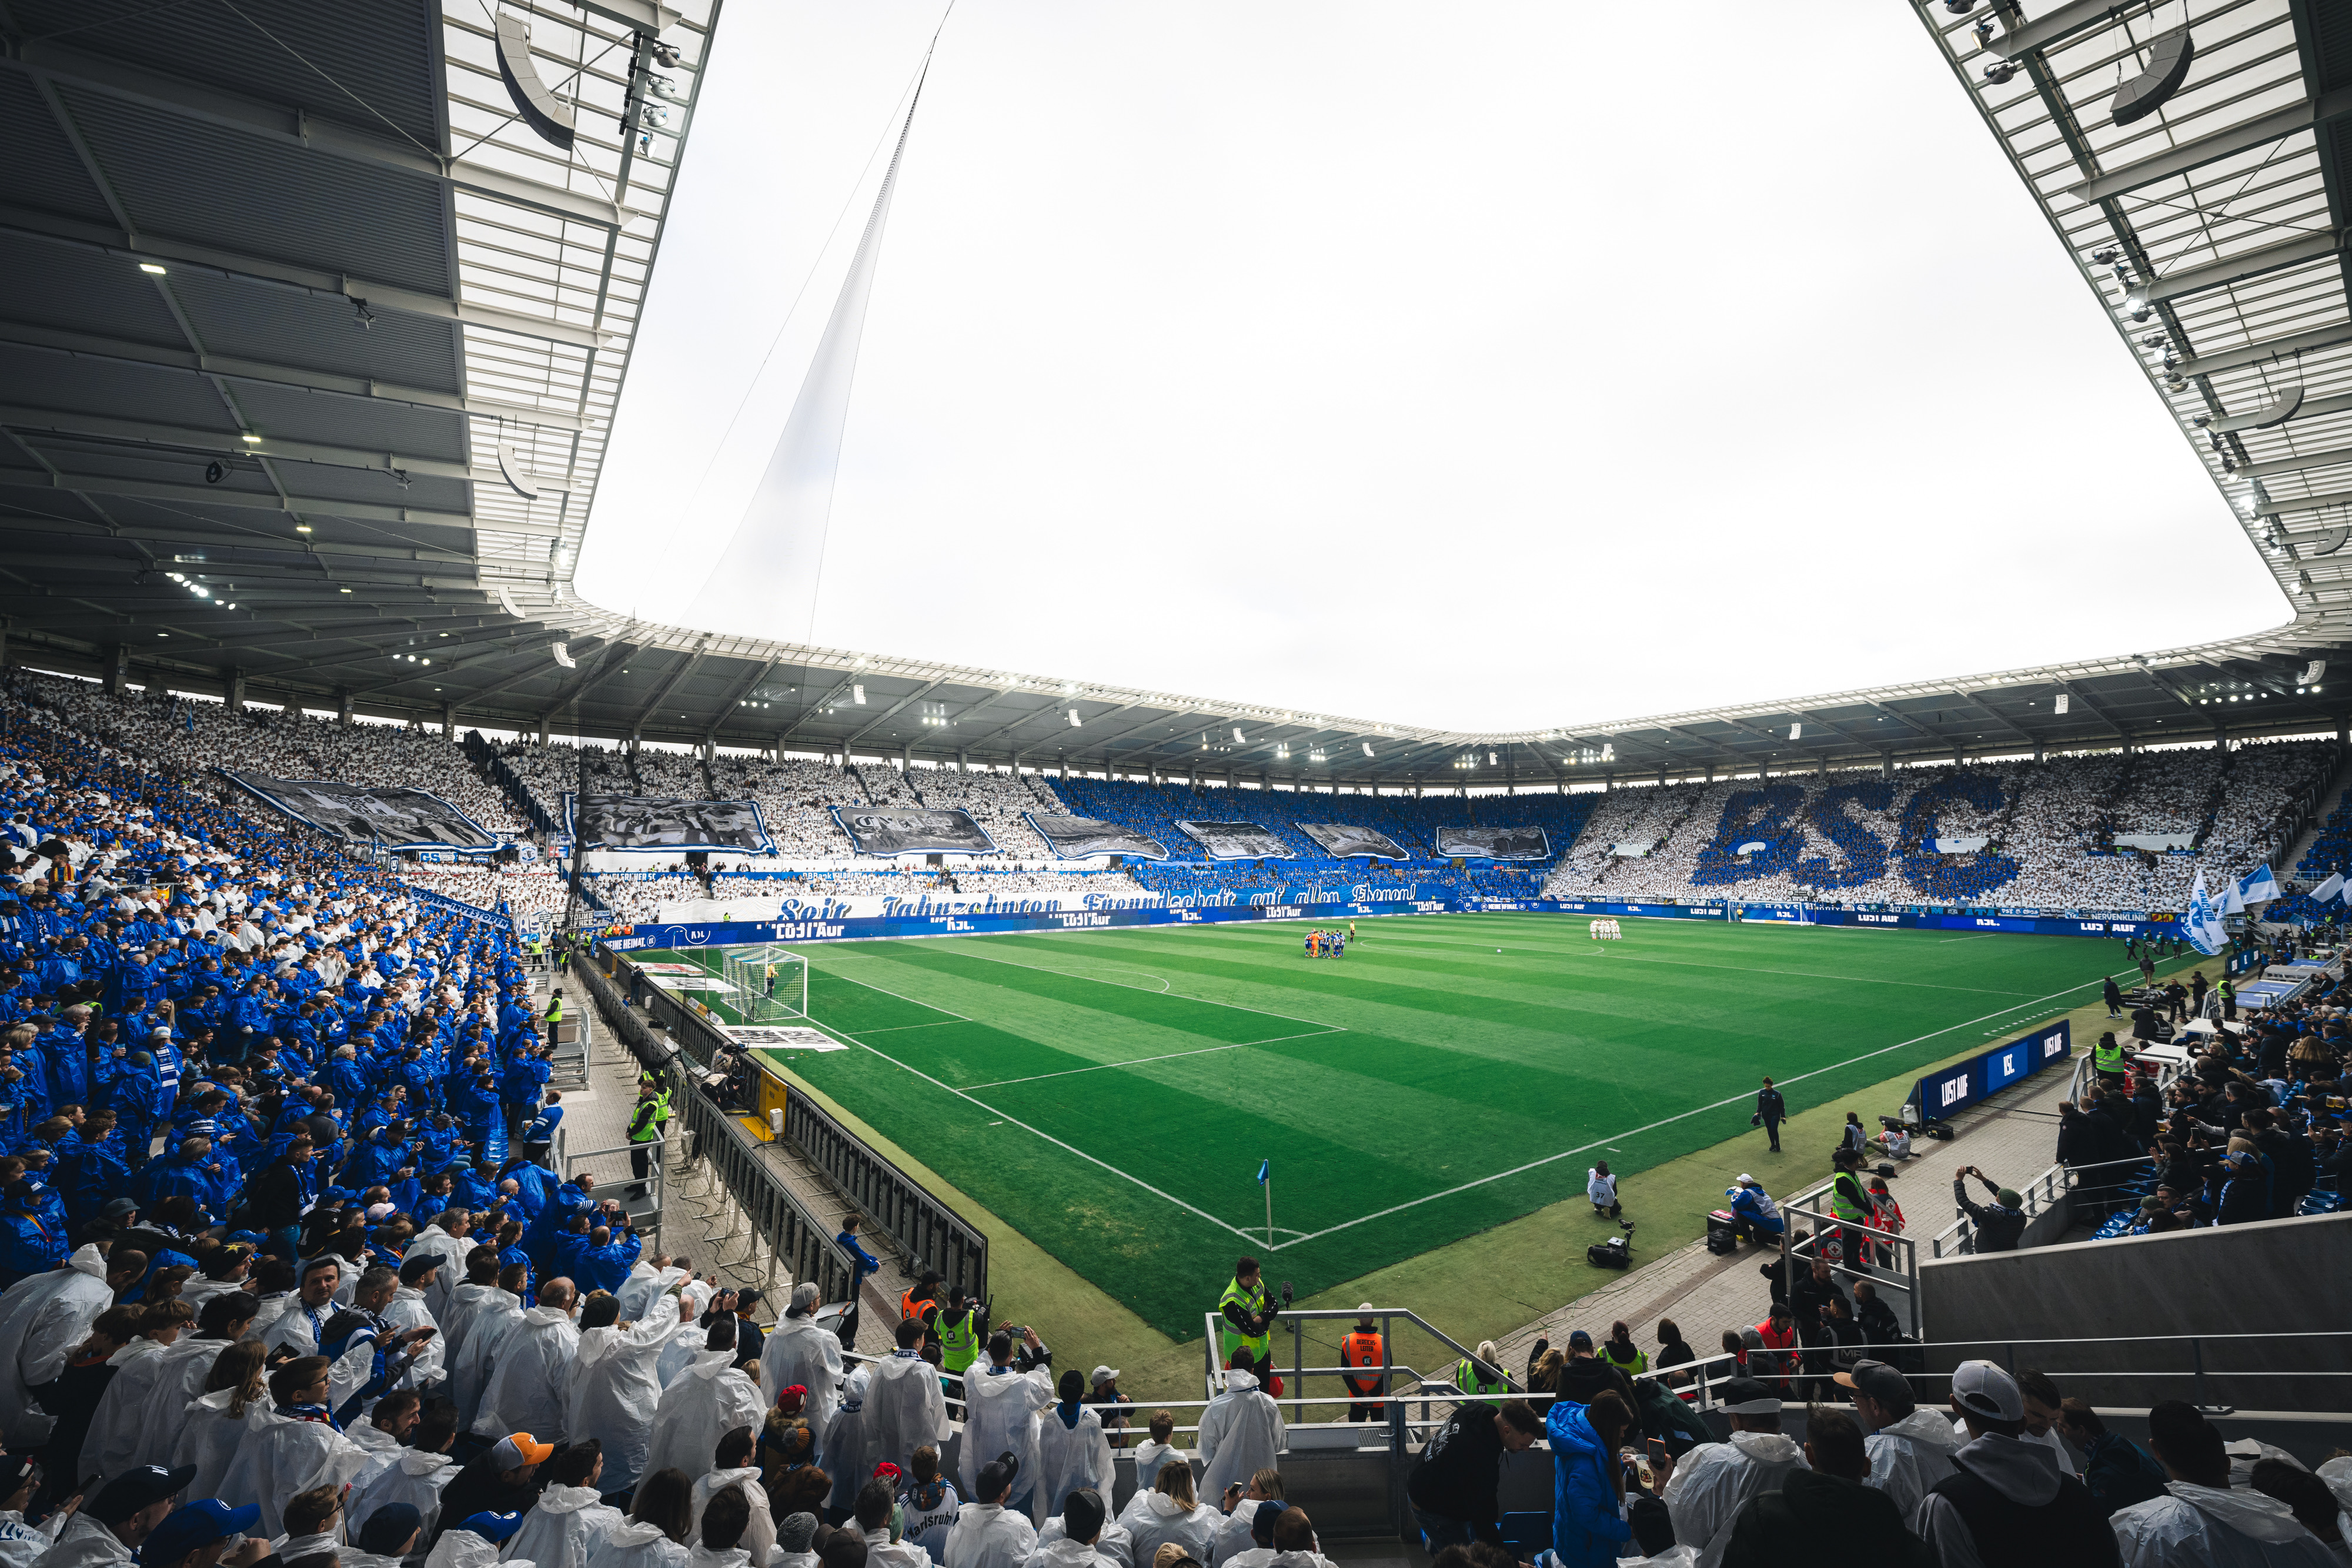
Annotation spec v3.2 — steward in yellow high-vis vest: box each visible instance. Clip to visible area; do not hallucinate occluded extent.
[1218,1258,1279,1374]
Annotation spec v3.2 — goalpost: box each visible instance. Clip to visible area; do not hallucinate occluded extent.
[719,945,811,1027]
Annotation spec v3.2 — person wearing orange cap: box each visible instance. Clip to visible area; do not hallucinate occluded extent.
[433,1432,552,1542]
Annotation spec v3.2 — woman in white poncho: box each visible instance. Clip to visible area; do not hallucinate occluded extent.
[171,1341,275,1504]
[640,1322,764,1495]
[504,1440,626,1568]
[586,1467,694,1568]
[220,1355,373,1537]
[568,1294,686,1494]
[76,1299,192,1489]
[1117,1465,1216,1568]
[1028,1373,1114,1529]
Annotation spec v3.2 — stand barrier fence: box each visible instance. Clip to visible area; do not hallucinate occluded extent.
[572,944,865,1310]
[582,942,990,1305]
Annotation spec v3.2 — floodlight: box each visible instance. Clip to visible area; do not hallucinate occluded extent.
[139,262,167,275]
[651,41,683,69]
[853,684,866,704]
[240,433,261,444]
[203,461,224,484]
[353,300,375,328]
[1983,59,2017,84]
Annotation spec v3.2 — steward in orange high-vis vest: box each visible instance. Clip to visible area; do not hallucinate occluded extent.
[1341,1305,1388,1423]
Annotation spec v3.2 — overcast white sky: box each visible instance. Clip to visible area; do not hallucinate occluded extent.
[577,1,2288,734]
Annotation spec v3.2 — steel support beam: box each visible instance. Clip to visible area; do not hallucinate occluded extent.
[2067,88,2352,205]
[2,45,626,230]
[0,320,587,432]
[630,648,708,733]
[2176,322,2352,380]
[2137,229,2346,309]
[9,467,475,531]
[841,677,947,747]
[0,403,571,493]
[0,208,614,351]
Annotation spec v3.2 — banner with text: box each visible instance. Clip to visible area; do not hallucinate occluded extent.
[1178,820,1296,860]
[225,770,503,852]
[1296,822,1411,859]
[830,805,998,856]
[1024,813,1170,860]
[1433,825,1551,860]
[565,794,774,853]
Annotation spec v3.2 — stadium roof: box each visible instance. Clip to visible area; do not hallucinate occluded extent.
[5,0,2352,790]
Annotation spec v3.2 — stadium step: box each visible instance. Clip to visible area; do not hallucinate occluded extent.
[2280,745,2352,884]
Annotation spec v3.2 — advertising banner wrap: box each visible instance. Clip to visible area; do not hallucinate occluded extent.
[1177,820,1295,860]
[565,794,773,852]
[830,805,998,856]
[224,770,503,851]
[1024,813,1170,860]
[1432,825,1551,860]
[1295,823,1410,859]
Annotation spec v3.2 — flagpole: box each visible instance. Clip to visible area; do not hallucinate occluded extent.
[1265,1176,1273,1249]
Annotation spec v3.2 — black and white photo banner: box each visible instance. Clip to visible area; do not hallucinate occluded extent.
[831,805,999,855]
[1177,820,1296,860]
[566,794,774,852]
[1025,813,1170,860]
[223,770,505,851]
[1432,824,1551,860]
[1296,822,1409,859]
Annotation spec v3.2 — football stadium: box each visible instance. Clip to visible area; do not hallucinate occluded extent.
[1,1,2350,1563]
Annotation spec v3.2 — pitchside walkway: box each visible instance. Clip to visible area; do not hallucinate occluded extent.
[1496,1049,2082,1371]
[543,961,911,1354]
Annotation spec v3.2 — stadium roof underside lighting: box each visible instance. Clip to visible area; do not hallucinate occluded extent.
[8,4,2352,791]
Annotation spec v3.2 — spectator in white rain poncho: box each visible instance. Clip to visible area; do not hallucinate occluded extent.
[506,1440,627,1568]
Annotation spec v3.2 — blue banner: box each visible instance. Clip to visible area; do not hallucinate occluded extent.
[1908,1019,2072,1125]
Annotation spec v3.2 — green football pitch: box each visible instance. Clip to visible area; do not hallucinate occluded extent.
[643,913,2116,1338]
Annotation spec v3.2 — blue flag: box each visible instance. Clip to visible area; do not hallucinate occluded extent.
[2184,870,2227,957]
[1256,1159,1269,1185]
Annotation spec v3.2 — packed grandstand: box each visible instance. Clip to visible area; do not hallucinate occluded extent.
[9,671,2348,930]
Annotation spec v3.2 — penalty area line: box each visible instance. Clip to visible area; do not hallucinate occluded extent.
[958,1027,1348,1091]
[1264,971,2107,1252]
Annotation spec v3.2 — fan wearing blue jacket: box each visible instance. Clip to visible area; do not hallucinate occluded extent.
[1545,1395,1636,1568]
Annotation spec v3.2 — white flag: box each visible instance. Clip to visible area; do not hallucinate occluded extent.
[2184,870,2227,956]
[2314,871,2346,904]
[2233,864,2281,910]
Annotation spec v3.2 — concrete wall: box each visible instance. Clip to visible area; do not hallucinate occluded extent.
[1918,1211,2352,1412]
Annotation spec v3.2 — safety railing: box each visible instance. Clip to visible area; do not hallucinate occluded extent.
[602,945,990,1303]
[781,1091,988,1302]
[573,945,866,1310]
[1775,1183,1922,1339]
[1927,1154,2151,1257]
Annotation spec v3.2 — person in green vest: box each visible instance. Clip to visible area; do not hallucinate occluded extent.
[544,988,564,1029]
[1598,1320,1649,1380]
[935,1288,985,1415]
[2093,1031,2130,1088]
[1218,1258,1285,1382]
[626,1078,661,1198]
[1828,1148,1873,1269]
[1453,1338,1508,1397]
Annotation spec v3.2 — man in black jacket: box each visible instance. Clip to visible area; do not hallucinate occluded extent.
[433,1433,552,1540]
[1755,1078,1786,1153]
[1404,1399,1541,1549]
[1952,1166,2026,1252]
[1722,1405,1932,1567]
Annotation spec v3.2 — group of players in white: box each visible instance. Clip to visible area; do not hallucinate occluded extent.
[1589,917,1624,940]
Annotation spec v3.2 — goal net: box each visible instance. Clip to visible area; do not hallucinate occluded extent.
[719,946,810,1026]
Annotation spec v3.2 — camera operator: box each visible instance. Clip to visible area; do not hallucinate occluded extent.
[1215,1257,1288,1384]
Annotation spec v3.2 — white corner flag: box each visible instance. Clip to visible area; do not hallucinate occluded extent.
[2185,870,2228,957]
[2316,871,2347,904]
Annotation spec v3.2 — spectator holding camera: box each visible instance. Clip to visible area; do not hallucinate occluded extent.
[1951,1167,2027,1252]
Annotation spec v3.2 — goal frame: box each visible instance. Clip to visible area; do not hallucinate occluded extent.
[720,945,811,1026]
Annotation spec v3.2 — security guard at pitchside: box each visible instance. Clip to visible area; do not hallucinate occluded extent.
[626,1078,662,1198]
[1340,1304,1387,1422]
[901,1269,945,1333]
[1218,1257,1285,1381]
[934,1288,985,1410]
[545,989,564,1029]
[2093,1030,2130,1088]
[1828,1147,1873,1265]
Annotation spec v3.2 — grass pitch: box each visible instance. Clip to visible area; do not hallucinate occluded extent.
[644,912,2131,1339]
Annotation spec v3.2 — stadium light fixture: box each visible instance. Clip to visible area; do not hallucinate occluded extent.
[240,434,262,444]
[139,262,167,275]
[852,685,866,704]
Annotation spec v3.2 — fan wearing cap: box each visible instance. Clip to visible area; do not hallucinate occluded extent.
[1913,1360,2119,1568]
[868,1319,950,1478]
[1648,1375,1806,1568]
[432,1434,553,1547]
[1949,1168,2027,1253]
[133,1499,266,1568]
[40,1463,198,1568]
[1835,1359,1961,1527]
[943,1454,1035,1568]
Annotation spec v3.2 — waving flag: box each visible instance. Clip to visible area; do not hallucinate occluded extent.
[2222,864,2281,915]
[2185,870,2227,957]
[2316,871,2347,904]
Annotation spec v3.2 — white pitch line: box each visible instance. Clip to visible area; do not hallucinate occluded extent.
[808,1009,1272,1248]
[959,1027,1348,1091]
[849,1021,964,1035]
[1263,971,2106,1251]
[924,942,1346,1031]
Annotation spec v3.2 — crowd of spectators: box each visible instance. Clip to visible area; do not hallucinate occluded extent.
[902,767,1058,858]
[1542,743,2335,914]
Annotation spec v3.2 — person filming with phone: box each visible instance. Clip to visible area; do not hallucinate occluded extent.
[1951,1165,2027,1252]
